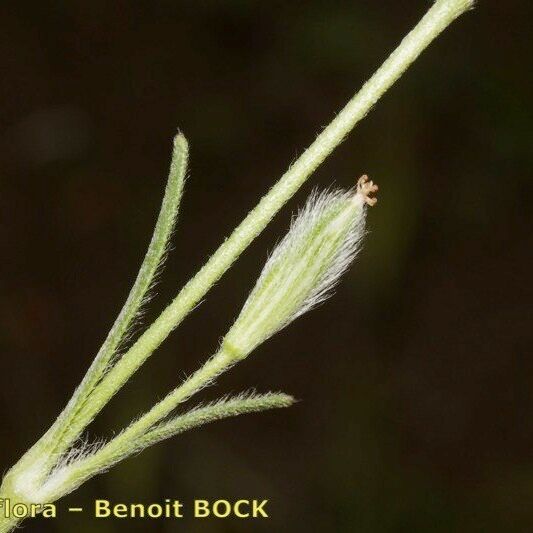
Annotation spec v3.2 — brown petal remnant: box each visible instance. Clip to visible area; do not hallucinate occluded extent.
[357,175,379,206]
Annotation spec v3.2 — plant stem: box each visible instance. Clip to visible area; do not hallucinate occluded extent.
[74,0,473,430]
[25,134,188,467]
[34,392,294,501]
[97,345,236,447]
[0,1,475,529]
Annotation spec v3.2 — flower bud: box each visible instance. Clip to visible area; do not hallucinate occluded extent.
[222,175,377,359]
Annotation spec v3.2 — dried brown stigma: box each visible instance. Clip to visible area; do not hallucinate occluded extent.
[356,175,379,206]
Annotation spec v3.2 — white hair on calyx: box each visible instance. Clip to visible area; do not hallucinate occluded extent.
[224,175,378,357]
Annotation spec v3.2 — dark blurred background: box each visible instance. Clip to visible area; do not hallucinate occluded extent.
[1,1,532,531]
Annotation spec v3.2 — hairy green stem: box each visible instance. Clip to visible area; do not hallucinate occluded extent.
[93,345,237,454]
[72,0,474,433]
[0,2,474,531]
[31,392,293,502]
[14,134,188,477]
[51,134,187,456]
